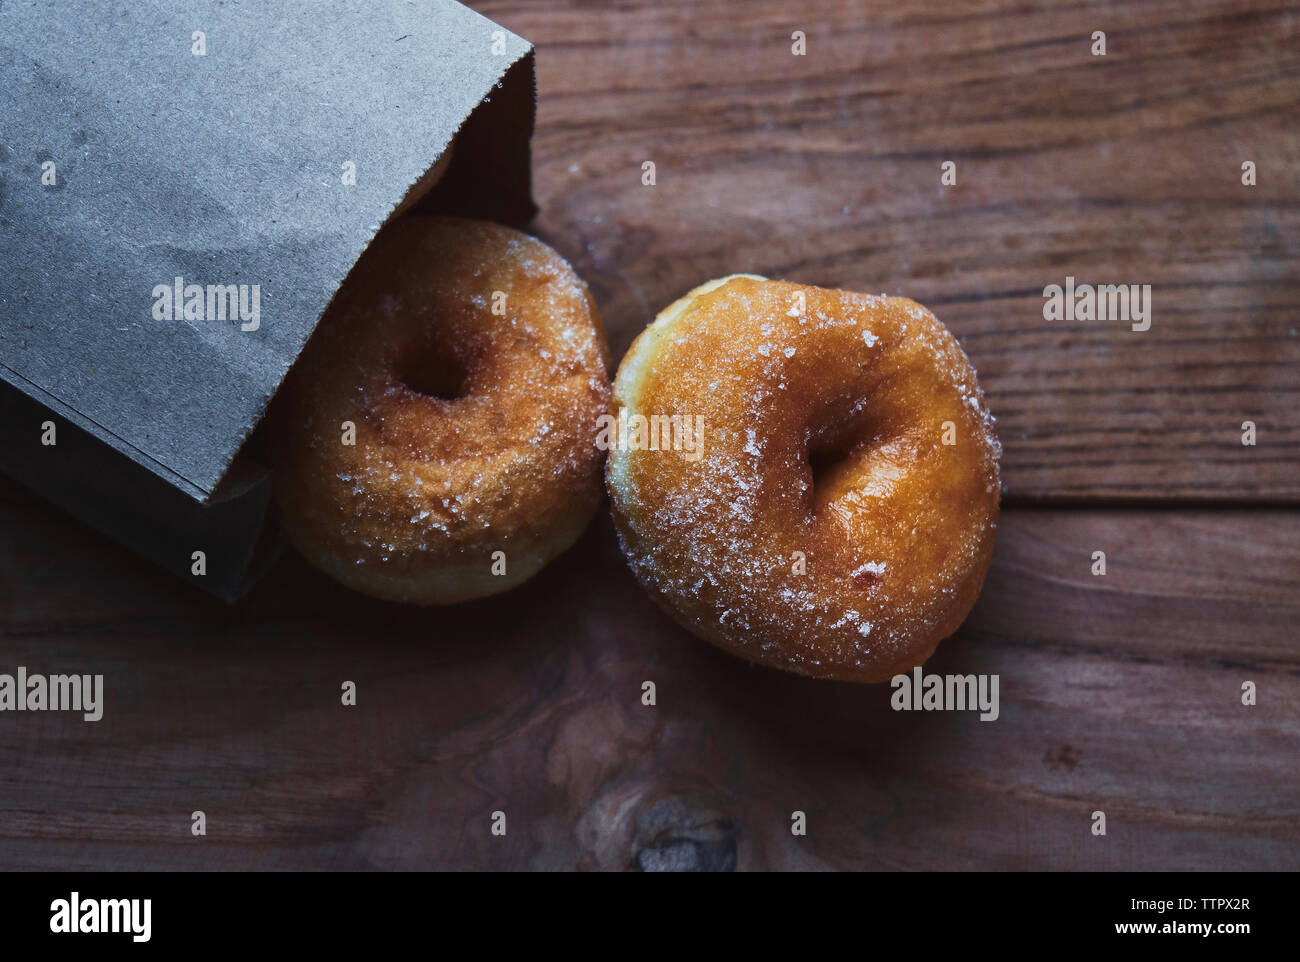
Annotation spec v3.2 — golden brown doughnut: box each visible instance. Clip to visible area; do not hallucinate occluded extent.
[606,275,1001,682]
[269,216,611,604]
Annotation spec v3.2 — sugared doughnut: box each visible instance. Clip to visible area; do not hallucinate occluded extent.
[606,275,1001,682]
[269,216,611,604]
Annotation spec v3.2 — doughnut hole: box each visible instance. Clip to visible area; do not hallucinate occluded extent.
[807,443,851,498]
[802,385,889,514]
[394,333,474,403]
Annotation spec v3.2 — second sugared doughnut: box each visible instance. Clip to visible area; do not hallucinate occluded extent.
[269,216,611,604]
[606,275,1001,682]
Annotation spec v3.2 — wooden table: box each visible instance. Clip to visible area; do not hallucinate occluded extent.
[2,0,1296,870]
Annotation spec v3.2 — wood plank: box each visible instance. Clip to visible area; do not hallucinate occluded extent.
[2,482,1296,870]
[474,0,1300,500]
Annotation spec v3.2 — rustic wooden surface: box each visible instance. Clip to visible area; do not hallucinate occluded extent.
[1,488,1297,870]
[513,0,1300,502]
[1,0,1297,871]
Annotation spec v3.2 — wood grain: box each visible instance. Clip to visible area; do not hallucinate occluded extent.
[480,0,1300,500]
[1,480,1296,870]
